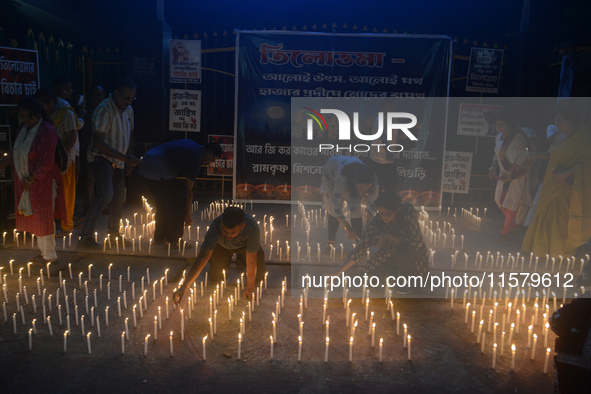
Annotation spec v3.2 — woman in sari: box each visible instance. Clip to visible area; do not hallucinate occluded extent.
[522,100,591,258]
[333,192,429,294]
[488,109,531,241]
[0,97,66,264]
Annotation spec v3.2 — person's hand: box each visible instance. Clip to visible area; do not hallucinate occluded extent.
[22,177,34,192]
[488,168,498,180]
[184,213,193,226]
[345,227,360,240]
[173,285,188,304]
[499,172,512,182]
[553,172,569,183]
[242,288,256,301]
[126,155,141,166]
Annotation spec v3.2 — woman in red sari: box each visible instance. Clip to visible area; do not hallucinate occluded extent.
[0,97,66,264]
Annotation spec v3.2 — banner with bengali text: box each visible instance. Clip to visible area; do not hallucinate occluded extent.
[0,47,39,106]
[234,31,451,205]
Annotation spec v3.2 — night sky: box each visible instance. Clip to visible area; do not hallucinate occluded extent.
[5,0,588,48]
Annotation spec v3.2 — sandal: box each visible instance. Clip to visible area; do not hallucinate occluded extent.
[30,254,57,266]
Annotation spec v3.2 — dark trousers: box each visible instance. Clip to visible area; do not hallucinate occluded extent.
[328,214,363,242]
[81,156,125,237]
[144,178,185,244]
[208,244,266,286]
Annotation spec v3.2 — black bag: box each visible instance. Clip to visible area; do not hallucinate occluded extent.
[55,138,68,172]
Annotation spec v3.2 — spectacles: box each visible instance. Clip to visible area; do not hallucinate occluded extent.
[120,95,136,102]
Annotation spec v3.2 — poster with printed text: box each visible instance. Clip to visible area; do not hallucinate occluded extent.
[207,135,234,176]
[0,47,39,106]
[169,39,202,83]
[465,47,503,94]
[169,89,201,132]
[457,103,503,137]
[442,151,473,194]
[0,125,11,181]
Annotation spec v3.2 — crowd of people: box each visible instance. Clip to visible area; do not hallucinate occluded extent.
[0,81,590,392]
[487,101,591,261]
[0,77,223,265]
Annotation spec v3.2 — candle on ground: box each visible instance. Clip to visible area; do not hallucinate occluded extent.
[238,333,242,360]
[511,344,516,370]
[144,334,150,356]
[202,335,207,360]
[407,335,412,360]
[544,348,551,374]
[86,332,92,354]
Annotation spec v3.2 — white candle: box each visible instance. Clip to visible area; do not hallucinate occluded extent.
[144,334,150,356]
[298,335,302,361]
[531,334,538,359]
[407,335,412,360]
[379,338,384,362]
[544,348,551,374]
[238,333,242,359]
[121,332,125,354]
[511,344,516,370]
[202,335,207,360]
[63,330,68,353]
[349,336,353,362]
[86,332,91,354]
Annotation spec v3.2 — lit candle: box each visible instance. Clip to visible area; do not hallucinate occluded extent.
[209,318,214,339]
[202,335,207,360]
[28,328,33,350]
[531,334,538,359]
[269,335,274,359]
[86,332,92,354]
[121,332,125,354]
[144,334,150,356]
[63,330,68,353]
[349,336,354,362]
[169,331,174,356]
[238,333,242,360]
[511,344,516,370]
[543,348,551,374]
[477,320,484,344]
[407,335,412,360]
[371,323,376,347]
[492,343,497,369]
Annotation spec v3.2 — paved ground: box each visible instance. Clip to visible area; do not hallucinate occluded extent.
[0,200,589,393]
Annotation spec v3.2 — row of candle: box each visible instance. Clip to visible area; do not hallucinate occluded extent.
[446,250,587,275]
[462,296,555,373]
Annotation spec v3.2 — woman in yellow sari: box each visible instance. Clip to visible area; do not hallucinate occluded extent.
[522,101,591,258]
